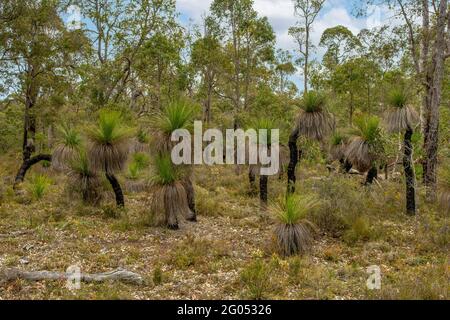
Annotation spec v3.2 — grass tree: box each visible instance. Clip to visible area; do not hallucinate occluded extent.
[152,100,197,219]
[346,115,385,185]
[68,149,102,205]
[385,89,419,215]
[52,124,82,172]
[329,132,352,173]
[87,110,133,208]
[287,91,333,193]
[271,195,318,256]
[149,153,194,229]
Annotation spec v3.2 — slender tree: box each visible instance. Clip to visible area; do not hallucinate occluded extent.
[289,0,325,93]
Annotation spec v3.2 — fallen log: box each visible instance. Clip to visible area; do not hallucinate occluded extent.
[0,230,33,238]
[0,268,144,285]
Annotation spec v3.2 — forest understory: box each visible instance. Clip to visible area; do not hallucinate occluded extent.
[0,161,448,300]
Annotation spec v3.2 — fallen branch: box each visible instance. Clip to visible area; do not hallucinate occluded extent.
[0,268,144,285]
[0,230,33,238]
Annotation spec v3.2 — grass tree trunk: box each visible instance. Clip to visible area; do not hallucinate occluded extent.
[365,166,378,185]
[248,166,257,194]
[260,174,268,208]
[183,178,197,222]
[287,127,300,194]
[403,127,416,215]
[14,154,52,189]
[106,173,124,208]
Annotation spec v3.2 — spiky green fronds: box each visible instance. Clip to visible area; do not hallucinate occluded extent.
[299,91,326,113]
[87,110,134,145]
[271,195,318,256]
[272,195,319,225]
[151,153,183,185]
[52,124,82,171]
[329,132,349,161]
[127,162,140,180]
[58,124,82,148]
[353,115,382,144]
[295,92,333,141]
[346,115,385,172]
[68,150,102,204]
[133,153,150,170]
[87,110,133,173]
[153,100,195,135]
[387,88,408,109]
[28,174,51,200]
[385,89,419,133]
[251,118,276,146]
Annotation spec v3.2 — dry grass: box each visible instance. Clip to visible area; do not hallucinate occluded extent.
[0,152,448,300]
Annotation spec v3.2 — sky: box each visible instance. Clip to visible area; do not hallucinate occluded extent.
[176,0,395,59]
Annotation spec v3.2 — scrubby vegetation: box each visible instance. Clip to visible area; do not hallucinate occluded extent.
[0,0,449,300]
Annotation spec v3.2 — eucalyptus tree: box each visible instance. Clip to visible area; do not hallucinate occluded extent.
[288,0,326,94]
[210,0,275,126]
[385,88,419,215]
[73,0,179,107]
[319,25,361,69]
[190,17,224,123]
[361,0,449,200]
[0,0,87,188]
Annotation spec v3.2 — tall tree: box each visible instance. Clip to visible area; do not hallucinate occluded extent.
[289,0,326,94]
[0,0,87,187]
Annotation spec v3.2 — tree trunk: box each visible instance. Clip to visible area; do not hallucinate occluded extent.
[260,174,268,208]
[365,166,378,185]
[182,178,197,222]
[287,126,300,194]
[422,0,447,201]
[249,166,257,194]
[105,173,124,208]
[14,154,52,188]
[403,128,416,215]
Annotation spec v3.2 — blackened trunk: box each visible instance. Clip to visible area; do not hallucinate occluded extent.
[287,127,300,194]
[183,178,197,222]
[340,158,353,173]
[403,128,416,215]
[249,166,257,194]
[260,174,268,207]
[106,173,124,208]
[365,166,378,185]
[14,154,52,188]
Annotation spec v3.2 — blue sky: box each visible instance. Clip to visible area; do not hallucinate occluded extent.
[175,0,396,90]
[176,0,394,52]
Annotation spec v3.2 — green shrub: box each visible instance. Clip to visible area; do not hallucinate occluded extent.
[240,259,274,300]
[28,174,51,200]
